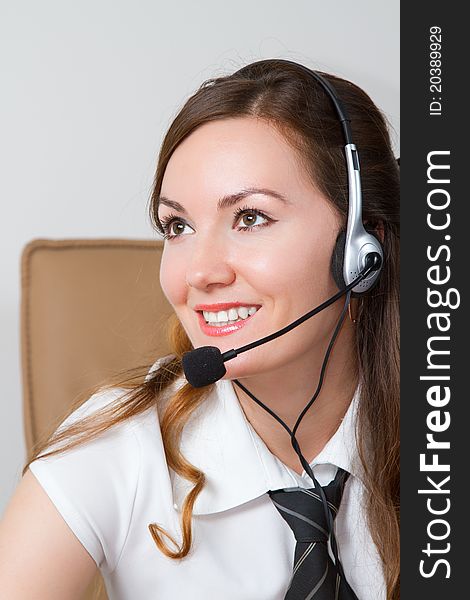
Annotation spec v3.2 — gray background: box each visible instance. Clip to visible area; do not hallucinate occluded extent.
[0,0,399,513]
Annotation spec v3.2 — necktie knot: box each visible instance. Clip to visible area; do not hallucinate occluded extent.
[268,467,348,543]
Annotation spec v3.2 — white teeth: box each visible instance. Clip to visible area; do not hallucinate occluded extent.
[238,306,249,319]
[228,308,238,321]
[202,305,259,325]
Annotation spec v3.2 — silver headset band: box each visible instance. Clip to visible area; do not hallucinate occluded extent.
[344,144,383,291]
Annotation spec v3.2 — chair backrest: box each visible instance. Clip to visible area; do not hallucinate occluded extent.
[20,238,174,600]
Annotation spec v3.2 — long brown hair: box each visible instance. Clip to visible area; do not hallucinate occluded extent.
[23,59,399,599]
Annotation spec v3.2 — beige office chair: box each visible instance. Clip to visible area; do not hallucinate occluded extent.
[20,238,174,600]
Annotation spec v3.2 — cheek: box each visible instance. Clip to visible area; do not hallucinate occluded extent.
[264,231,336,293]
[159,252,186,307]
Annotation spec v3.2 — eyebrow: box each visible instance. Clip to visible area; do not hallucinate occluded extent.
[157,187,291,214]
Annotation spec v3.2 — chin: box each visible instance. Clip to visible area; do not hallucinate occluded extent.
[221,355,267,381]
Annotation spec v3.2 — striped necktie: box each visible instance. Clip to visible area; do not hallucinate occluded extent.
[268,467,358,599]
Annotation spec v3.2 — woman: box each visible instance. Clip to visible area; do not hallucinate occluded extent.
[0,59,399,599]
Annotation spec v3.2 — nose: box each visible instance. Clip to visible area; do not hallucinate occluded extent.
[186,232,236,290]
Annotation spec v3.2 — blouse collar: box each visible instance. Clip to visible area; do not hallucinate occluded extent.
[147,356,363,515]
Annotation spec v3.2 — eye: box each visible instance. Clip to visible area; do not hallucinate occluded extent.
[234,206,274,231]
[159,213,194,240]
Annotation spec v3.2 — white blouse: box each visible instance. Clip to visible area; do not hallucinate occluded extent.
[29,356,386,599]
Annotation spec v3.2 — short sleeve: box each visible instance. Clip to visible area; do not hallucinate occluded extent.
[28,388,141,575]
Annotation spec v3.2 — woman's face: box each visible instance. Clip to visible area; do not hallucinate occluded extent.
[158,117,343,380]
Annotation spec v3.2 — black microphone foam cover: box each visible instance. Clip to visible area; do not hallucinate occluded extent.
[182,346,227,388]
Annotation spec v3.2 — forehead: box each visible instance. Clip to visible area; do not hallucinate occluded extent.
[160,117,316,201]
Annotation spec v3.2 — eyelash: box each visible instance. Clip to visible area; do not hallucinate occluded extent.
[159,205,275,241]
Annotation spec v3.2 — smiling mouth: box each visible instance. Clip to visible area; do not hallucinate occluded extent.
[200,306,260,326]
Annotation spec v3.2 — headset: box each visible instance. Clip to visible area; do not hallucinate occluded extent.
[276,59,384,294]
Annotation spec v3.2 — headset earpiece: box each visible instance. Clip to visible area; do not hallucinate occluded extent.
[331,229,347,290]
[331,226,384,294]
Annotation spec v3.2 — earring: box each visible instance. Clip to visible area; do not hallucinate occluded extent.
[348,298,358,324]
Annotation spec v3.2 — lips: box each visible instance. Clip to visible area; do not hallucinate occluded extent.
[195,306,260,337]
